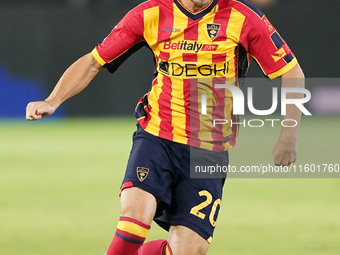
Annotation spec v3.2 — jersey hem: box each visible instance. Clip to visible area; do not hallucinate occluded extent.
[267,58,298,79]
[91,48,107,66]
[141,121,232,152]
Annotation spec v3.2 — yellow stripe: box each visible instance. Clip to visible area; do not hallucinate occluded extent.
[207,236,213,243]
[267,58,298,79]
[117,221,149,238]
[142,4,161,137]
[223,142,233,151]
[197,78,214,148]
[221,78,234,149]
[91,48,106,66]
[143,6,160,53]
[172,2,188,36]
[168,3,187,65]
[199,142,214,151]
[170,90,188,144]
[165,245,172,255]
[225,8,246,79]
[170,8,188,142]
[226,8,246,45]
[145,74,163,136]
[197,7,218,67]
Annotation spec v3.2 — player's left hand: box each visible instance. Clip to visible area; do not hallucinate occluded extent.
[272,140,297,166]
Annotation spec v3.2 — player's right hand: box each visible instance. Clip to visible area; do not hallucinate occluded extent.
[26,101,56,121]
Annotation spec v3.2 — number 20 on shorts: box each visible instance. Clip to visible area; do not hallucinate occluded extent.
[190,190,221,227]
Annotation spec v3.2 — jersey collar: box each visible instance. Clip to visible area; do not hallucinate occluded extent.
[174,0,218,20]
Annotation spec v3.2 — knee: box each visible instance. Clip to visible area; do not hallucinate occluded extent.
[170,244,207,255]
[167,226,209,255]
[120,187,157,224]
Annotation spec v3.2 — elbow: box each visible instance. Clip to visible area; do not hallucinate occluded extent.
[84,52,104,73]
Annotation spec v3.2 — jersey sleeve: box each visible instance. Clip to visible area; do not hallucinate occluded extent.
[239,9,297,79]
[92,6,145,73]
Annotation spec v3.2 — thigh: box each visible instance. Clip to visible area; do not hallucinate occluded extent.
[120,125,176,223]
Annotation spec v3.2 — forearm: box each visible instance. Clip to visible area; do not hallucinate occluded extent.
[272,63,305,165]
[46,53,103,109]
[279,63,305,143]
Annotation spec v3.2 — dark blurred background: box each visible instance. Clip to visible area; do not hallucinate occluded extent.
[0,0,339,117]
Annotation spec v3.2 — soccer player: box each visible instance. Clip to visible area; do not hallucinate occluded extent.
[26,0,305,254]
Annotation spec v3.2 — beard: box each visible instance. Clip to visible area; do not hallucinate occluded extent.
[190,0,211,8]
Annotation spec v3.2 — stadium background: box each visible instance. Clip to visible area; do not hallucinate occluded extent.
[0,0,339,254]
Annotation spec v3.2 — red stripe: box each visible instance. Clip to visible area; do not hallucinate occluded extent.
[116,229,146,242]
[229,77,239,148]
[211,77,228,152]
[182,53,198,62]
[212,53,226,63]
[158,75,174,140]
[159,51,170,60]
[188,78,201,148]
[209,5,230,151]
[119,181,133,196]
[121,181,133,190]
[157,50,174,140]
[157,3,174,43]
[119,216,151,230]
[184,18,199,41]
[143,92,153,128]
[213,5,230,42]
[183,79,191,145]
[229,113,238,147]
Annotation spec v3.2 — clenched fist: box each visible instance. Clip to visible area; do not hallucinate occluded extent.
[26,101,56,121]
[272,139,298,166]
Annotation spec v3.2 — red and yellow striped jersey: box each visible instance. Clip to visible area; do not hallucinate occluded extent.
[92,0,297,152]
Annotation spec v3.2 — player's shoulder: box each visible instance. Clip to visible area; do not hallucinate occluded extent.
[225,0,265,20]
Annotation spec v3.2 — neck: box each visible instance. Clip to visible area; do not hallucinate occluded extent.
[179,0,211,12]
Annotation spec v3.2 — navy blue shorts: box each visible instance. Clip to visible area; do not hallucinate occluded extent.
[121,124,228,242]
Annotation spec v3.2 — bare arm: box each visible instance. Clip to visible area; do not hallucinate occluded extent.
[26,52,103,120]
[272,63,305,166]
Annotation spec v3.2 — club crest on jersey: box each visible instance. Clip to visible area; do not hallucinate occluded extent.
[207,24,221,41]
[137,167,149,182]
